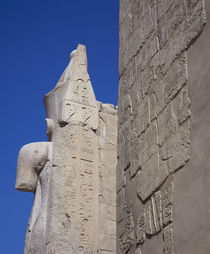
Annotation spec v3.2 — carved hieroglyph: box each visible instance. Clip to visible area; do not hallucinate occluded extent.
[117,0,206,253]
[44,44,99,253]
[16,44,117,254]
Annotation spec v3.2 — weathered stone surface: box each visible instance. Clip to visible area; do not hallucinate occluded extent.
[44,45,98,130]
[97,102,117,253]
[172,2,210,253]
[43,45,101,253]
[16,142,50,192]
[163,224,174,254]
[117,207,135,254]
[117,0,207,253]
[16,142,53,254]
[16,45,117,254]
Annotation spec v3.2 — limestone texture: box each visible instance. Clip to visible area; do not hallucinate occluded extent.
[16,44,117,254]
[117,0,208,253]
[15,1,210,253]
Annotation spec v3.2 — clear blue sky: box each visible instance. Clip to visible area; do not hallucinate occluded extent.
[0,1,119,252]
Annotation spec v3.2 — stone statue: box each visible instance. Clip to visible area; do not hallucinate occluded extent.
[16,142,53,253]
[16,44,117,254]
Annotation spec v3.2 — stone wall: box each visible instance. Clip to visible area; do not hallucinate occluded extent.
[117,0,209,253]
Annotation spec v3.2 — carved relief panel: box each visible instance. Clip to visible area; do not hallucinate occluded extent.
[118,0,207,253]
[60,77,98,130]
[50,125,99,254]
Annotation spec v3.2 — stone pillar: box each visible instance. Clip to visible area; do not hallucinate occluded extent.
[16,44,117,254]
[117,0,209,253]
[97,103,117,253]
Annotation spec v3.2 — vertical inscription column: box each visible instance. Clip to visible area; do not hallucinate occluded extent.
[48,125,99,254]
[45,45,100,254]
[77,127,99,253]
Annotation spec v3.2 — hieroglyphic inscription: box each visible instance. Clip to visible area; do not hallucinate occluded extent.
[71,79,89,105]
[61,100,80,123]
[119,0,206,202]
[162,183,173,226]
[163,224,174,254]
[133,182,174,251]
[64,157,77,229]
[81,83,89,105]
[59,51,98,129]
[136,211,145,245]
[77,128,98,253]
[61,100,98,129]
[36,45,102,253]
[134,183,174,253]
[118,0,206,253]
[78,160,95,251]
[72,80,80,101]
[118,207,135,254]
[54,126,99,253]
[81,128,94,161]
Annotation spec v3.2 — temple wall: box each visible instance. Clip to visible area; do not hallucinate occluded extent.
[117,0,209,253]
[173,1,210,253]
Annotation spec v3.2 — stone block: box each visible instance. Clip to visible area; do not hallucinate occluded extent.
[130,136,141,178]
[137,153,168,201]
[140,33,159,73]
[157,15,168,49]
[163,53,188,106]
[118,0,209,253]
[118,208,135,254]
[122,121,131,170]
[153,80,164,115]
[141,120,159,164]
[172,87,191,125]
[162,183,174,227]
[157,103,177,146]
[132,96,150,137]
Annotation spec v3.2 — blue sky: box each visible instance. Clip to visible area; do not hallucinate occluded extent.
[0,1,119,252]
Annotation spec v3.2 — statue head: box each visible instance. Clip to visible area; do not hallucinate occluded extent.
[43,44,98,142]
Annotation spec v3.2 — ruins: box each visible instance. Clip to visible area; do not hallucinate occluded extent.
[16,44,117,254]
[16,1,210,253]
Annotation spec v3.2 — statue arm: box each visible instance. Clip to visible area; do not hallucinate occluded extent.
[15,142,49,193]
